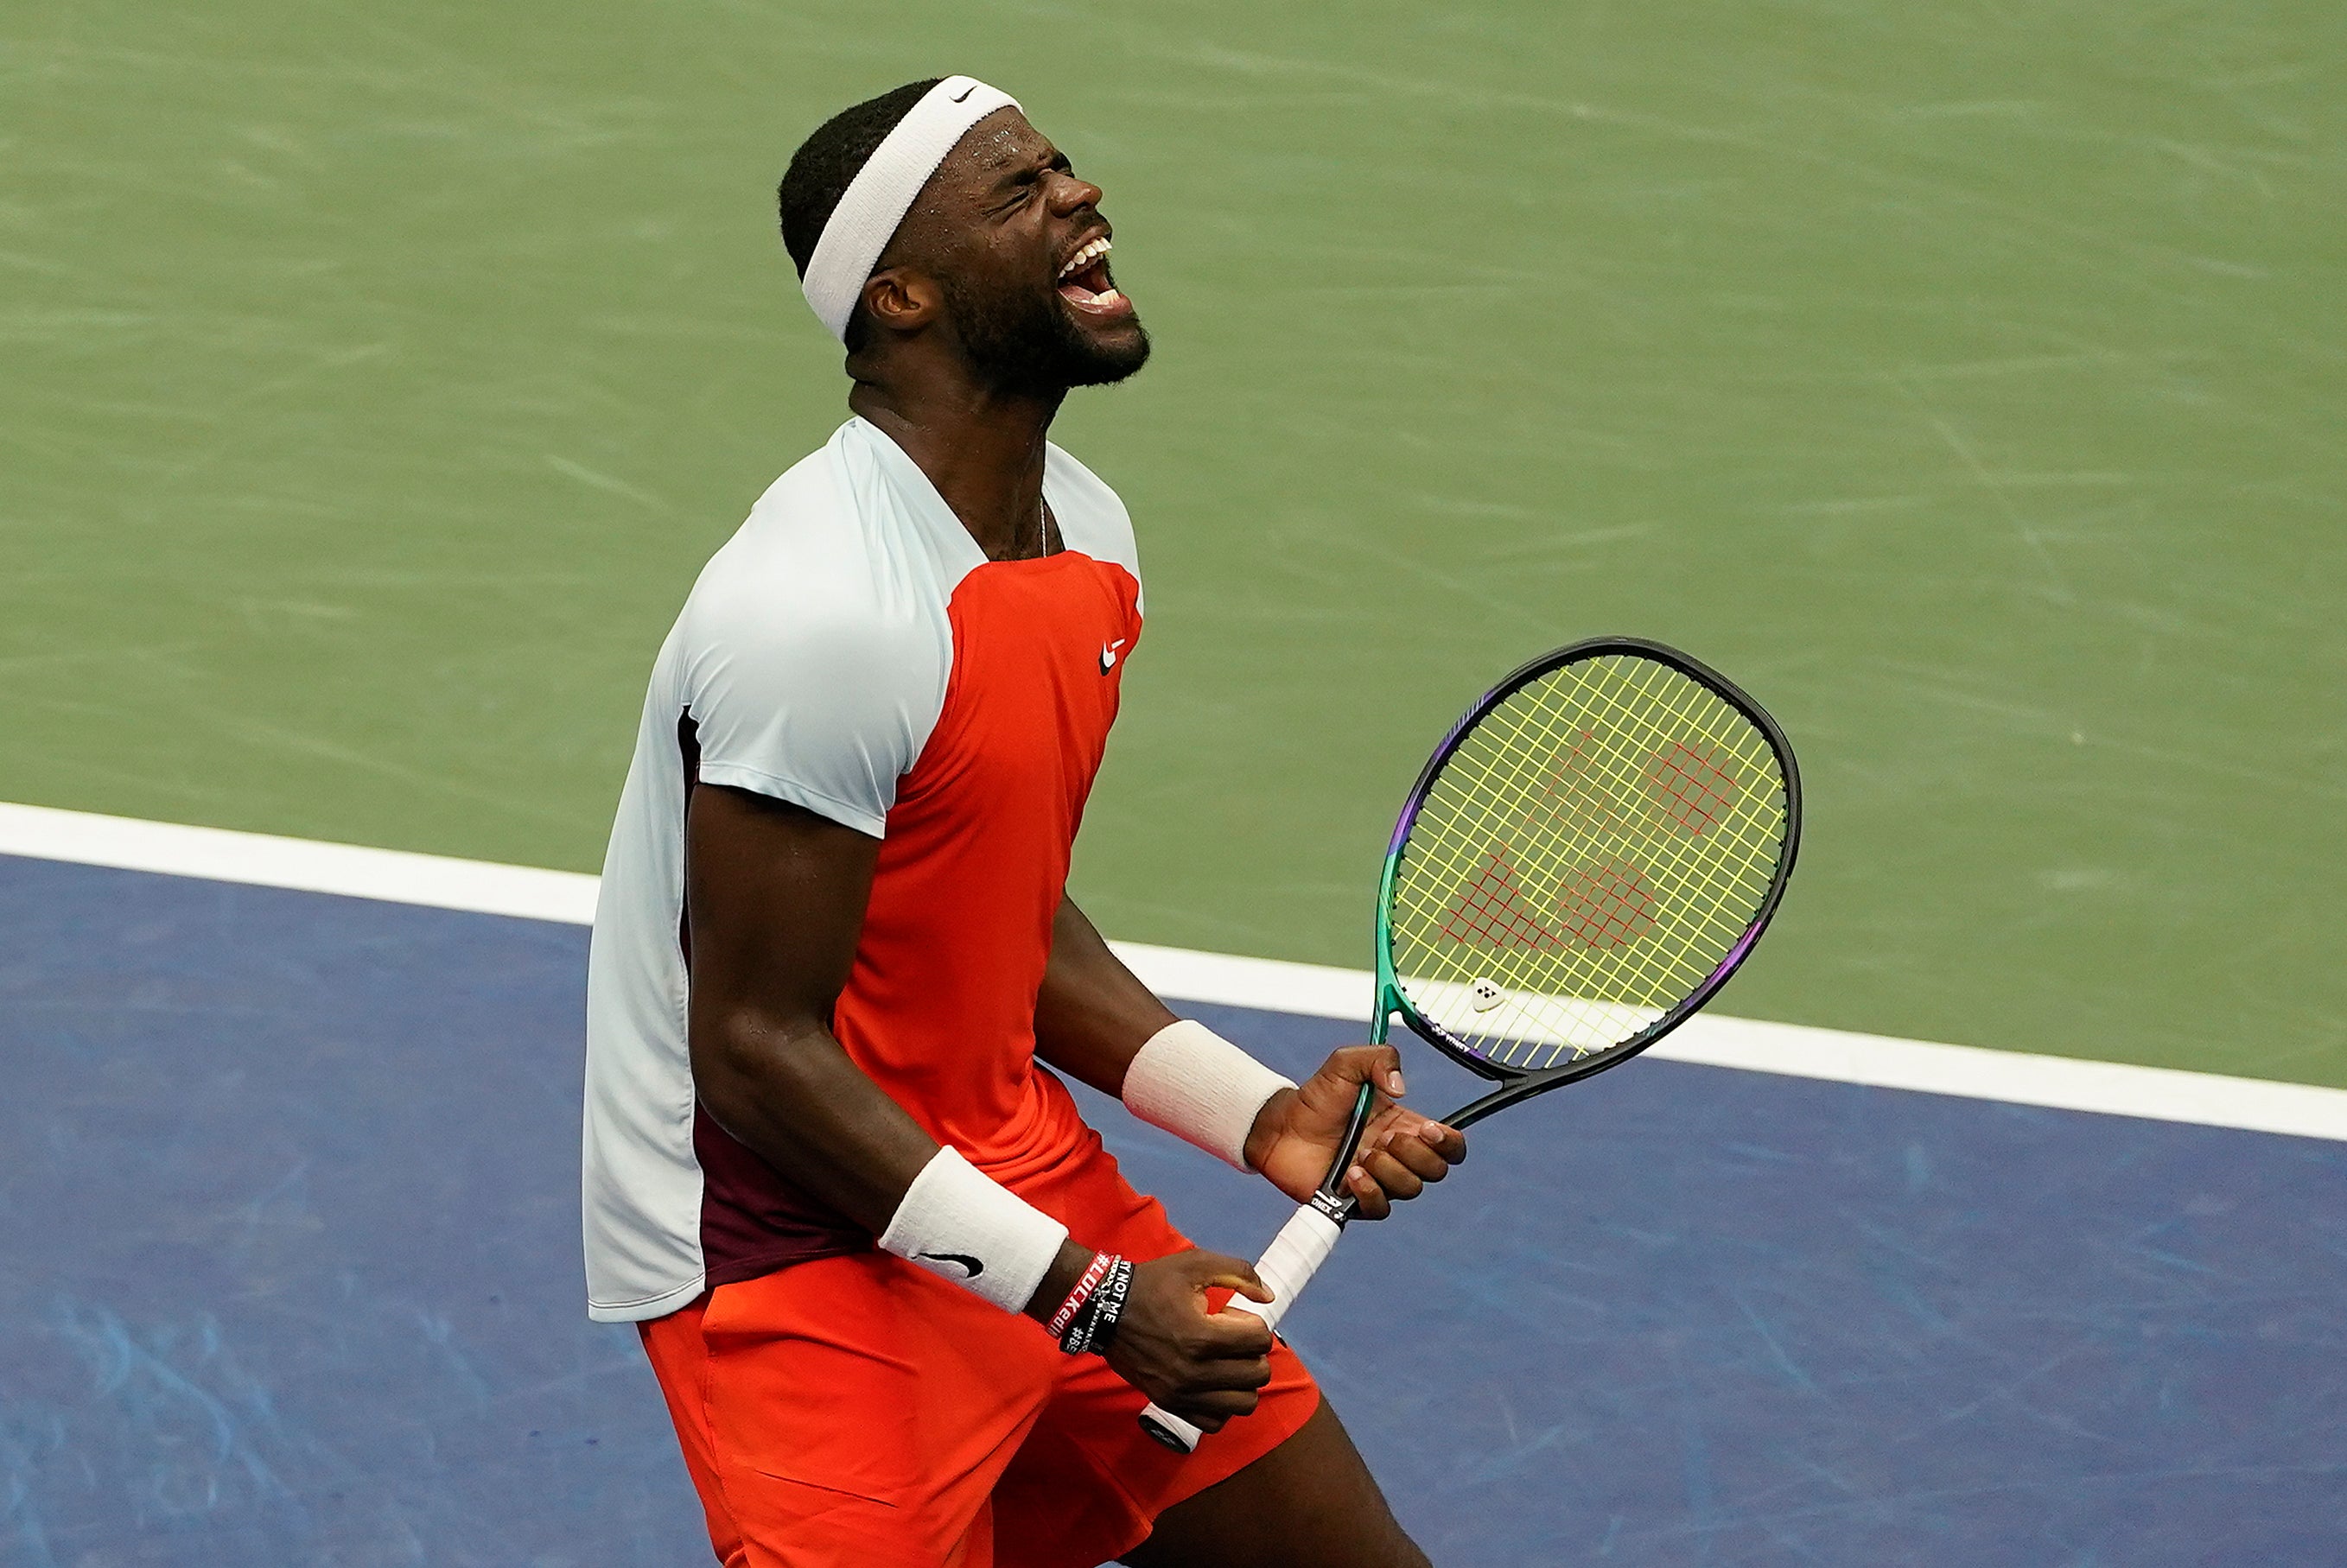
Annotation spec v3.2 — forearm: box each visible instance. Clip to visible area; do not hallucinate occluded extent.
[1034,898,1295,1174]
[684,785,1096,1321]
[695,1008,1096,1319]
[1032,895,1176,1095]
[691,1008,941,1235]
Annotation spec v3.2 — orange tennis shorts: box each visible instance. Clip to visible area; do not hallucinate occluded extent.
[638,1130,1322,1568]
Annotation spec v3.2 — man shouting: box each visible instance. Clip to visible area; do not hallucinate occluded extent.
[584,76,1464,1568]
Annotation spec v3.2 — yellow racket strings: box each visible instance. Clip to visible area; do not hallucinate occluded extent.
[1388,655,1790,1070]
[1402,663,1781,1063]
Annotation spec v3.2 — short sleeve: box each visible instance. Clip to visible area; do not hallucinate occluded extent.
[677,582,948,840]
[1043,442,1141,614]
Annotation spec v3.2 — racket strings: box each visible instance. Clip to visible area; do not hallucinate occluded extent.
[1401,764,1761,1062]
[1408,671,1775,989]
[1405,691,1778,1061]
[1388,653,1790,1070]
[1505,661,1784,951]
[1419,672,1780,1028]
[1472,663,1778,930]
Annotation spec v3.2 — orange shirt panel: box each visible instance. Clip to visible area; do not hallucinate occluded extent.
[836,552,1143,1176]
[694,549,1142,1291]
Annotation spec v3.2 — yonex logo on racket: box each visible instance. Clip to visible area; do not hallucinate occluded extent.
[1439,851,1561,950]
[1644,743,1740,835]
[1554,859,1659,949]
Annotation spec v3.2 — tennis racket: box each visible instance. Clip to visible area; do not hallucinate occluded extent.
[1137,636,1802,1452]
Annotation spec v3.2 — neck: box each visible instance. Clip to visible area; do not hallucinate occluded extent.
[848,353,1065,562]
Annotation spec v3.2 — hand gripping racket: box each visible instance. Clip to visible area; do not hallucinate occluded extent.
[1138,637,1802,1452]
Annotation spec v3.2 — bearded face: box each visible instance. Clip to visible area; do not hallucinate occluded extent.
[940,263,1151,397]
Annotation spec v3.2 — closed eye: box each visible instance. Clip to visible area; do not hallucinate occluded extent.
[991,166,1046,214]
[992,151,1072,213]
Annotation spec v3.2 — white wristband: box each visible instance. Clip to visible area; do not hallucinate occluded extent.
[1122,1019,1295,1172]
[877,1146,1067,1314]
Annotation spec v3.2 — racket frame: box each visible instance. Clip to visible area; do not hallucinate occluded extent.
[1373,635,1803,1133]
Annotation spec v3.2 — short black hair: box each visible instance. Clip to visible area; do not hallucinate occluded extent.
[777,79,943,280]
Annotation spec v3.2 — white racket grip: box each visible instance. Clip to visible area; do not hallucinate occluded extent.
[1224,1202,1343,1334]
[1136,1203,1346,1453]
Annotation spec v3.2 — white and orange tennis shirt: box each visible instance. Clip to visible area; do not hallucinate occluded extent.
[582,417,1142,1323]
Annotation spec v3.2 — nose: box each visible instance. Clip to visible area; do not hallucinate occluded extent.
[1046,169,1102,217]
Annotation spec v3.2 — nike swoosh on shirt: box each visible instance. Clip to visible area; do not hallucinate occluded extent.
[1099,638,1128,675]
[919,1251,985,1279]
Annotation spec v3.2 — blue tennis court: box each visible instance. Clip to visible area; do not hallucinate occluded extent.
[8,853,2340,1565]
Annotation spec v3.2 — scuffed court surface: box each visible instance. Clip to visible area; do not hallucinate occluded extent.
[7,858,2338,1565]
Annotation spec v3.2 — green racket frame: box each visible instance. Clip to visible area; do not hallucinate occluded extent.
[1365,635,1802,1134]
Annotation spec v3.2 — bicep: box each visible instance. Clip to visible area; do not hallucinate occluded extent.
[684,783,879,1048]
[682,783,941,1234]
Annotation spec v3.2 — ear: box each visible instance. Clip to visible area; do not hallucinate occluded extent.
[862,268,941,334]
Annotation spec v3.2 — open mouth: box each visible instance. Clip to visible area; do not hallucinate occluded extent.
[1055,235,1129,315]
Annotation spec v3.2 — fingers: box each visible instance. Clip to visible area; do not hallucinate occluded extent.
[1115,1253,1277,1430]
[1375,1123,1458,1183]
[1167,1386,1262,1430]
[1161,1337,1273,1427]
[1180,1348,1276,1393]
[1194,1309,1275,1361]
[1316,1044,1406,1099]
[1160,1250,1275,1355]
[1168,1315,1273,1427]
[1182,1248,1274,1305]
[1405,1114,1468,1166]
[1366,1102,1466,1159]
[1364,1146,1428,1203]
[1345,1147,1424,1214]
[1341,1114,1467,1220]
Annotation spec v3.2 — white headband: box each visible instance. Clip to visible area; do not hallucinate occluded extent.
[800,75,1022,344]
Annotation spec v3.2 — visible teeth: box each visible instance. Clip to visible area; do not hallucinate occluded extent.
[1058,237,1112,278]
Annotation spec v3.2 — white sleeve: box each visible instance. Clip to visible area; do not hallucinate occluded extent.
[1043,442,1142,614]
[677,581,946,840]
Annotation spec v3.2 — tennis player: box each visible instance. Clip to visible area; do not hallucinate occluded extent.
[583,77,1465,1567]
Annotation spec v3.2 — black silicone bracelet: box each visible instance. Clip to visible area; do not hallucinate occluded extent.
[1059,1256,1134,1355]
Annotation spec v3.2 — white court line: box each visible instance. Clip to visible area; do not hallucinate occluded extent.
[1107,942,2347,1145]
[5,799,2344,1145]
[0,802,600,924]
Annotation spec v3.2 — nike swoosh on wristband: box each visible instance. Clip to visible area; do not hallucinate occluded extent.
[919,1251,985,1279]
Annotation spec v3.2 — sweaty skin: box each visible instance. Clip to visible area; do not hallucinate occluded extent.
[690,105,1460,1564]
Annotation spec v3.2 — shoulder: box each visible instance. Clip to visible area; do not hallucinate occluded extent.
[664,432,963,833]
[679,429,947,675]
[1043,441,1139,583]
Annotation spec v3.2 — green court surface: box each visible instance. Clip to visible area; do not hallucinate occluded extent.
[5,2,2342,1085]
